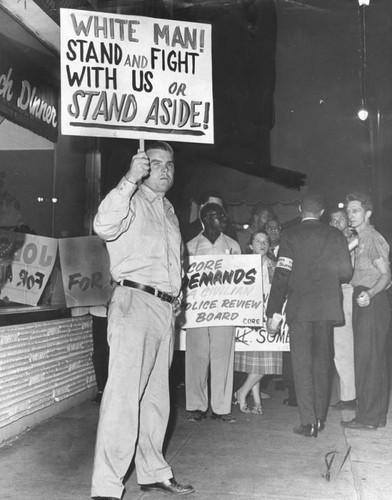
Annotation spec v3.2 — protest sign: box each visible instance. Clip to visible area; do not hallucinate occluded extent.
[181,254,263,328]
[60,9,213,143]
[177,324,289,351]
[0,230,57,306]
[178,264,289,350]
[59,236,115,308]
[235,322,289,352]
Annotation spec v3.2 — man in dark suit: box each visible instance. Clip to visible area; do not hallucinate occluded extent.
[266,191,352,437]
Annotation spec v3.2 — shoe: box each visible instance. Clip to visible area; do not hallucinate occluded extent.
[210,412,237,423]
[316,418,325,432]
[341,418,377,430]
[293,423,318,437]
[186,410,207,422]
[250,404,263,415]
[233,391,250,413]
[283,398,297,407]
[332,399,357,411]
[92,497,120,500]
[140,477,195,495]
[91,392,103,404]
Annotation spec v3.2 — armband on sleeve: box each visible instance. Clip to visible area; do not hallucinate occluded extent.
[276,256,293,271]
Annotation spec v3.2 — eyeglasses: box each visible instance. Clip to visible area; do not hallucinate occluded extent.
[204,213,226,220]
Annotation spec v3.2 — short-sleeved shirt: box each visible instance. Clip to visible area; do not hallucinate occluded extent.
[186,232,241,257]
[351,225,390,288]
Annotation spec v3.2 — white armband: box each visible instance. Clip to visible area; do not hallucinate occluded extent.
[276,256,293,271]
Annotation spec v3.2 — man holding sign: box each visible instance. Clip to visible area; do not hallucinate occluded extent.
[91,141,194,499]
[185,202,241,423]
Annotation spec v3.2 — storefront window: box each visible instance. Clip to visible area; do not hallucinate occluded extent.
[0,23,91,317]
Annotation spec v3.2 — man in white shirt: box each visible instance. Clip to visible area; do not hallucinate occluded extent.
[329,207,357,411]
[91,141,194,499]
[186,203,241,423]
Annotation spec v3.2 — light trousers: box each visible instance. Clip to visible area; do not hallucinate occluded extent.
[91,287,174,499]
[333,284,356,401]
[185,326,235,415]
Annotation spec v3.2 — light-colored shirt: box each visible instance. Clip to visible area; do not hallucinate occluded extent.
[351,225,390,288]
[94,179,182,296]
[186,232,241,257]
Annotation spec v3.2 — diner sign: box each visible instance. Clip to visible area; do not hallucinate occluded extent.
[0,231,57,306]
[0,35,58,142]
[58,236,115,308]
[181,255,262,328]
[60,9,213,143]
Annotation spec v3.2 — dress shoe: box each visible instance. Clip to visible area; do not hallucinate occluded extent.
[210,412,237,423]
[341,418,377,430]
[316,418,325,432]
[293,423,318,437]
[140,477,195,495]
[332,399,357,411]
[186,410,207,422]
[283,397,297,407]
[92,497,120,500]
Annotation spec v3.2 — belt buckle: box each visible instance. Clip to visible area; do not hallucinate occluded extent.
[158,291,173,304]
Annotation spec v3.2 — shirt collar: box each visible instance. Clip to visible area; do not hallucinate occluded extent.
[139,183,175,214]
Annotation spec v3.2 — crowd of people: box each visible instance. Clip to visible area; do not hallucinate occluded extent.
[89,141,391,500]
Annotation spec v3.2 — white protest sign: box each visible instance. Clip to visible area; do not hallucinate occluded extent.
[60,9,213,143]
[181,254,263,328]
[0,231,57,306]
[59,236,115,308]
[177,324,289,351]
[235,289,290,351]
[235,323,290,351]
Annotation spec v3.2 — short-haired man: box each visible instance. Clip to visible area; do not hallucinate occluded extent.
[329,207,357,410]
[186,202,241,423]
[266,191,352,437]
[91,141,194,499]
[265,218,281,262]
[341,192,391,430]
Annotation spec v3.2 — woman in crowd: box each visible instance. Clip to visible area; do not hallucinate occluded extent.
[233,231,283,414]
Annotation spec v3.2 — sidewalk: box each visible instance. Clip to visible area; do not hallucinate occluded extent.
[1,382,391,500]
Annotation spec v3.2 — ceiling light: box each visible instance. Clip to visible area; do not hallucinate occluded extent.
[358,108,368,121]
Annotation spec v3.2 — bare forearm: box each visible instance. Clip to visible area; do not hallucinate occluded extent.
[367,272,391,299]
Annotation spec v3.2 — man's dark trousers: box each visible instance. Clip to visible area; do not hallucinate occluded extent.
[289,320,333,425]
[353,286,391,427]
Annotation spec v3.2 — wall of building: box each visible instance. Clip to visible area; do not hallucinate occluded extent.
[0,316,95,443]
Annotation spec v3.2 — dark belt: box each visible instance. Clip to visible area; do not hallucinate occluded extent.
[121,279,177,305]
